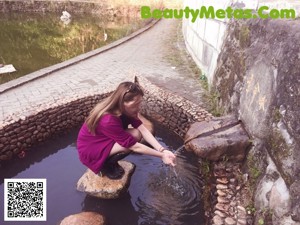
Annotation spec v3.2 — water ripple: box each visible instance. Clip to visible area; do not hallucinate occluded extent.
[132,148,205,225]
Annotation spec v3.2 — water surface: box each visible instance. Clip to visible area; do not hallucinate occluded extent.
[0,125,206,225]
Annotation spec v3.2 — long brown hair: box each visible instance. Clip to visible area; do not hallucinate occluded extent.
[85,81,144,134]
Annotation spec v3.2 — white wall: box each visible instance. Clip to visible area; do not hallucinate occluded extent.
[182,0,299,85]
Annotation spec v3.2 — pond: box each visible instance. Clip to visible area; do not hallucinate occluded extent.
[0,124,206,225]
[0,12,148,84]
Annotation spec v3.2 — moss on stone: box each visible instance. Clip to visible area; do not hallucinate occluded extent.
[239,25,250,48]
[272,107,281,123]
[246,154,262,190]
[204,90,225,117]
[199,159,213,215]
[267,129,293,186]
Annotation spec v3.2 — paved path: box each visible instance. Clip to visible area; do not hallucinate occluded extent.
[0,19,205,123]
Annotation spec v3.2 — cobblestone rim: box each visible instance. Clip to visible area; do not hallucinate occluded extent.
[0,18,159,94]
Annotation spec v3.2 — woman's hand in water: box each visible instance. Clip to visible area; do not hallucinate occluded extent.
[161,150,176,166]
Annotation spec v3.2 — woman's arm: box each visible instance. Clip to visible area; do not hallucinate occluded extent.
[137,124,165,151]
[129,142,176,166]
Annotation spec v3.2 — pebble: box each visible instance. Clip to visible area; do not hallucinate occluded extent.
[226,168,232,173]
[216,203,230,212]
[227,194,233,199]
[229,201,237,207]
[237,218,247,225]
[216,184,228,190]
[228,206,236,217]
[229,178,236,184]
[225,189,234,195]
[229,184,236,190]
[237,206,247,219]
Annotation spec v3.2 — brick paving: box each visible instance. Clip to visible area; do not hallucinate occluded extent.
[0,19,205,124]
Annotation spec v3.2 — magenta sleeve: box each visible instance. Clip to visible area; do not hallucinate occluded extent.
[98,115,138,148]
[130,117,142,128]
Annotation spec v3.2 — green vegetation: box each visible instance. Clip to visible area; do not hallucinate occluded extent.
[245,153,262,200]
[256,208,274,225]
[199,73,208,90]
[200,158,211,175]
[205,90,224,117]
[258,218,265,225]
[199,159,213,213]
[0,12,146,84]
[246,204,256,214]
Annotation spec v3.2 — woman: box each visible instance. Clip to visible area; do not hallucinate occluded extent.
[77,81,176,179]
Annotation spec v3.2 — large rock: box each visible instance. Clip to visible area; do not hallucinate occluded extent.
[185,115,250,161]
[290,180,300,221]
[77,161,135,199]
[60,212,106,225]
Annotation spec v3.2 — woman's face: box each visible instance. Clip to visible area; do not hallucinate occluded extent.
[123,95,143,118]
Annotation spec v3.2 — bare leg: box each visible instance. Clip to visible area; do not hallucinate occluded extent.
[109,128,142,156]
[100,128,142,180]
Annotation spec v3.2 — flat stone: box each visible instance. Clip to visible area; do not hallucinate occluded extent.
[225,217,236,225]
[59,212,106,225]
[215,203,230,212]
[184,115,239,141]
[215,210,227,218]
[218,196,230,204]
[185,115,250,162]
[217,189,227,197]
[213,215,224,225]
[76,161,135,199]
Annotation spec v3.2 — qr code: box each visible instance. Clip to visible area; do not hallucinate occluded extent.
[4,179,47,221]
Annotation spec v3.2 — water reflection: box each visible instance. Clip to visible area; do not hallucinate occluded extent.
[0,12,147,84]
[82,193,139,225]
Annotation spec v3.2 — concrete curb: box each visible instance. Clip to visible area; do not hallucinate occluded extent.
[0,18,160,94]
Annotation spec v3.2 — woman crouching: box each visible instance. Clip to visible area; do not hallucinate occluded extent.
[77,81,176,179]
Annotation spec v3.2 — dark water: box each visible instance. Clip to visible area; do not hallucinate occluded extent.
[0,12,147,84]
[0,125,206,225]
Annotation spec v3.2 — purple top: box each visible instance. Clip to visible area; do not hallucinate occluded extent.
[77,114,142,174]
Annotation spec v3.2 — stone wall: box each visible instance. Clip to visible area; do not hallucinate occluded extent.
[138,76,212,138]
[0,93,110,161]
[0,76,212,163]
[212,18,300,225]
